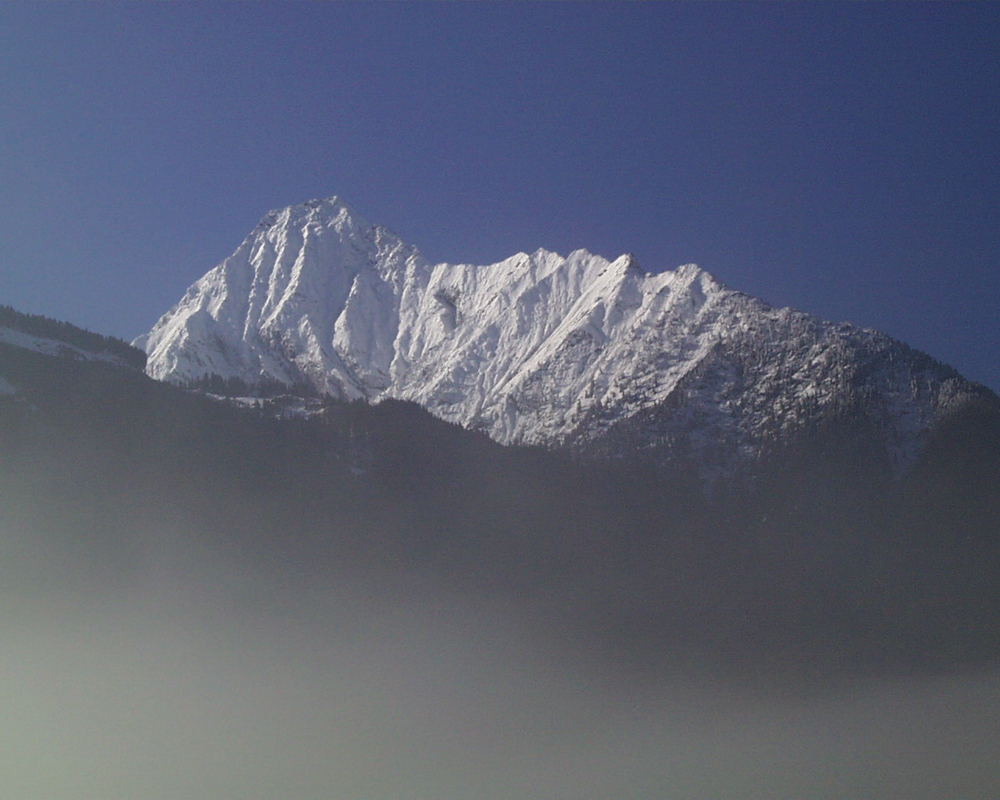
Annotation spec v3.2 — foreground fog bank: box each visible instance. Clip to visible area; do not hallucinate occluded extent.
[3,562,999,800]
[2,338,998,799]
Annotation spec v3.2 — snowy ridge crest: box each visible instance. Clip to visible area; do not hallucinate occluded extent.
[137,197,991,472]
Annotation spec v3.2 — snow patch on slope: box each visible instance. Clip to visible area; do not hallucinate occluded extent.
[0,327,135,369]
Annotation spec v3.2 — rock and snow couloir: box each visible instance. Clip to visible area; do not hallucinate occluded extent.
[137,197,991,472]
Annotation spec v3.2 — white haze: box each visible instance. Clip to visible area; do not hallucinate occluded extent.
[2,514,999,800]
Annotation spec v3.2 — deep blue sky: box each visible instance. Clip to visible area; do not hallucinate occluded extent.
[1,2,997,390]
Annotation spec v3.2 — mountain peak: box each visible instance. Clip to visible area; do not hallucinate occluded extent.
[138,197,992,476]
[257,195,349,227]
[252,197,413,265]
[615,252,643,273]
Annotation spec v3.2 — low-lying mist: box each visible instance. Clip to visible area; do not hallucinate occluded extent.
[4,500,1000,800]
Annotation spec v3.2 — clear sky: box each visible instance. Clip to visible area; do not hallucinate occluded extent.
[1,2,997,390]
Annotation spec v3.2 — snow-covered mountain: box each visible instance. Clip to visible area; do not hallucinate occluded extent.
[137,197,993,473]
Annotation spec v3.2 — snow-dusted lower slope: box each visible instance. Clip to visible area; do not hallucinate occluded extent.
[0,326,137,370]
[137,197,992,472]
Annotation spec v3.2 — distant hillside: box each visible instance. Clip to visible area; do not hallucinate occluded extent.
[0,304,146,371]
